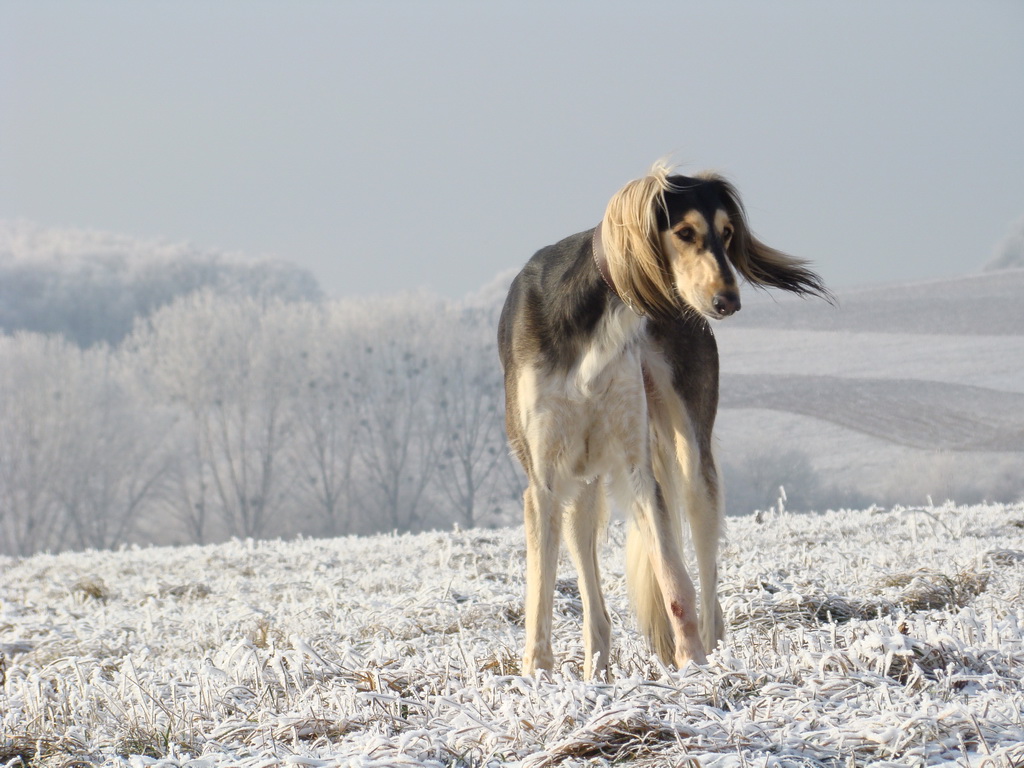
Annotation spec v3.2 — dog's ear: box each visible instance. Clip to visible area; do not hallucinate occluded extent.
[601,164,679,316]
[706,174,833,302]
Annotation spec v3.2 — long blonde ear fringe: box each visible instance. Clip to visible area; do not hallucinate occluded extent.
[601,163,680,316]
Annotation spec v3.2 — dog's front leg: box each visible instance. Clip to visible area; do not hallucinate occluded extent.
[565,479,612,679]
[522,483,562,674]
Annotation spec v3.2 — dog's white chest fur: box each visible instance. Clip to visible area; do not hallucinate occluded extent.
[516,307,648,491]
[575,306,644,395]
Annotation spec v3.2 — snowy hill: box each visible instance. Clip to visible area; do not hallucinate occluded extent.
[723,269,1024,336]
[720,374,1024,452]
[3,502,1024,766]
[710,270,1024,511]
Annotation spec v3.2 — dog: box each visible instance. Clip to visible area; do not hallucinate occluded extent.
[497,162,831,678]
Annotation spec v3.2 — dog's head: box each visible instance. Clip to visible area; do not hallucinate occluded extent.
[601,163,831,319]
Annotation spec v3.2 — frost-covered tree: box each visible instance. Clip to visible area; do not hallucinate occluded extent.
[432,307,510,528]
[51,347,170,550]
[344,296,447,532]
[0,335,72,554]
[2,276,525,550]
[0,334,169,554]
[284,296,518,534]
[986,214,1024,271]
[0,221,322,347]
[132,292,307,540]
[129,294,222,543]
[285,303,364,537]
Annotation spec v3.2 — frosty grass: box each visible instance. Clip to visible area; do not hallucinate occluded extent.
[2,503,1023,767]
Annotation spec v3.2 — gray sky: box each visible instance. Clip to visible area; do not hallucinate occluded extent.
[2,1,1023,299]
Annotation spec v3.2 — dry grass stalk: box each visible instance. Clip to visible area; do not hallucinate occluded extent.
[525,709,688,767]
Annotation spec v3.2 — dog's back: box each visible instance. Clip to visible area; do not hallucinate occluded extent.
[498,230,601,373]
[498,229,612,470]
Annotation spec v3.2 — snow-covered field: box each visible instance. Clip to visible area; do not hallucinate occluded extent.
[3,502,1024,767]
[708,271,1024,506]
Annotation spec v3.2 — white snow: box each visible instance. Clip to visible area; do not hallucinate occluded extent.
[716,328,1024,394]
[2,502,1024,767]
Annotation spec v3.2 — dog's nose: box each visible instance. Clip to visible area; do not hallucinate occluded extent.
[712,291,741,317]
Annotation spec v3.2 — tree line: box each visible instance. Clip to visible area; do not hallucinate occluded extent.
[0,220,322,347]
[0,291,522,556]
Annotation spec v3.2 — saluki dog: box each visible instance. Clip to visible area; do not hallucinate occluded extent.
[498,162,831,678]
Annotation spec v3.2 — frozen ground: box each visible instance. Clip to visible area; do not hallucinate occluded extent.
[3,502,1024,767]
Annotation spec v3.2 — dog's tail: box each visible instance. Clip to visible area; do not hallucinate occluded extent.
[624,511,684,664]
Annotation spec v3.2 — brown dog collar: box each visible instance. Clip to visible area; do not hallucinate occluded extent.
[592,222,617,298]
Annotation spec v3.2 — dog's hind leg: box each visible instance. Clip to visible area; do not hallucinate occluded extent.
[681,435,726,651]
[564,479,612,679]
[522,483,562,675]
[645,321,726,655]
[620,466,707,667]
[653,388,725,654]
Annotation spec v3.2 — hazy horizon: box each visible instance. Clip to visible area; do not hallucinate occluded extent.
[3,1,1023,299]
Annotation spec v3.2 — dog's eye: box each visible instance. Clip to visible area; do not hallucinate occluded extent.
[676,227,696,243]
[722,227,733,242]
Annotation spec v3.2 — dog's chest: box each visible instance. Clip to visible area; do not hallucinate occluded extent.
[518,312,650,482]
[574,306,644,396]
